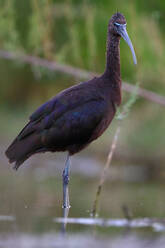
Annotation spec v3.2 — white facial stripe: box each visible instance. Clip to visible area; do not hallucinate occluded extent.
[114,22,127,26]
[114,22,120,26]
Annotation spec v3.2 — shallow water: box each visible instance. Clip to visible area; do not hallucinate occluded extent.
[1,144,165,247]
[1,233,165,248]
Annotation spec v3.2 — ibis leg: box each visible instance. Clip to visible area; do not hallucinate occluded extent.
[62,153,71,232]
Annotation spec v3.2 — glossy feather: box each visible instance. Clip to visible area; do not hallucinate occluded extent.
[5,13,130,170]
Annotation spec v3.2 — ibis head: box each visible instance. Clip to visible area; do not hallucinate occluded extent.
[109,12,137,65]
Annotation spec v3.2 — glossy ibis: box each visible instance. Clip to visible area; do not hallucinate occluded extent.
[5,12,136,220]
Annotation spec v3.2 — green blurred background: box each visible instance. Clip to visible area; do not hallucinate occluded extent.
[0,0,165,236]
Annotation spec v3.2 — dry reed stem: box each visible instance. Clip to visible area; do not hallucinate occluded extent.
[0,49,165,106]
[91,83,138,218]
[91,126,121,218]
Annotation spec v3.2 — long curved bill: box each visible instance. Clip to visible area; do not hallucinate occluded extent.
[118,24,137,65]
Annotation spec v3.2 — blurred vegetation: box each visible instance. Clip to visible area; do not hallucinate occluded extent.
[1,0,165,163]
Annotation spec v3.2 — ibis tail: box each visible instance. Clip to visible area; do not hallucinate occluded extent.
[5,132,42,170]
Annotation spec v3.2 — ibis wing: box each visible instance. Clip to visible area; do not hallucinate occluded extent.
[18,85,104,140]
[30,98,56,122]
[40,99,110,151]
[29,78,102,124]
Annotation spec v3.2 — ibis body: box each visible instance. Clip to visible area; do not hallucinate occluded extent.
[6,13,136,170]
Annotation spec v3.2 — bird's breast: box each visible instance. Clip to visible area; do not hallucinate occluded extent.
[89,100,116,142]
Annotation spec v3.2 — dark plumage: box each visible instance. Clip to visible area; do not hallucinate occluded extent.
[5,12,136,170]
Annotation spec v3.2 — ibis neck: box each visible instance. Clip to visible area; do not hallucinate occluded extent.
[105,34,121,81]
[104,33,122,105]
